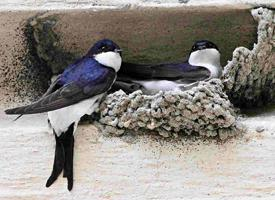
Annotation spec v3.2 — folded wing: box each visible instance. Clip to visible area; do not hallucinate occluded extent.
[5,68,116,115]
[118,62,210,81]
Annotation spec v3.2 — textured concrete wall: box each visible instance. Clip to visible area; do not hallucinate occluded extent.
[0,0,274,10]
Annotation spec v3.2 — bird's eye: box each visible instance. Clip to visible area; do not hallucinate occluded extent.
[101,46,106,50]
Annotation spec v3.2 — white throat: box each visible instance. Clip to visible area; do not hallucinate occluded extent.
[188,48,222,78]
[94,51,122,72]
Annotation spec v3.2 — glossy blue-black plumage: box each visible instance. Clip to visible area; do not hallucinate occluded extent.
[118,60,210,80]
[87,39,121,56]
[5,55,116,115]
[191,40,219,52]
[5,40,119,115]
[57,38,121,88]
[59,56,112,88]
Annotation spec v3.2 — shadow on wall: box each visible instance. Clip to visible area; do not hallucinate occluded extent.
[19,7,271,108]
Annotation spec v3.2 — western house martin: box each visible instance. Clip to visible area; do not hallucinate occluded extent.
[113,40,222,94]
[5,39,123,191]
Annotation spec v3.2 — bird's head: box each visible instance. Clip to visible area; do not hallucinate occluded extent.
[88,39,122,72]
[188,40,221,69]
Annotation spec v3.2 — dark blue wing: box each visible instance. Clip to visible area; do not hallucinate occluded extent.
[5,57,116,115]
[118,61,210,81]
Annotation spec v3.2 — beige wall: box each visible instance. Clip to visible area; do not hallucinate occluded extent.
[0,0,274,10]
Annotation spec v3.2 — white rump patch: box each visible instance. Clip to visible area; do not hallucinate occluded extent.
[134,80,191,93]
[94,52,122,72]
[48,93,104,136]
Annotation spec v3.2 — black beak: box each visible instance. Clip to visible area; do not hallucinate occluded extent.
[115,49,123,53]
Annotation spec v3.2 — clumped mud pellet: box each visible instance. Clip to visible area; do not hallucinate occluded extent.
[100,79,242,140]
[222,7,275,107]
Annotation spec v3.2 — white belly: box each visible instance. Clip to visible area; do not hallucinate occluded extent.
[134,80,181,92]
[133,80,199,93]
[200,63,220,78]
[48,93,104,136]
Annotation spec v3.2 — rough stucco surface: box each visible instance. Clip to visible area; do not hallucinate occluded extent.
[222,7,275,107]
[100,80,240,140]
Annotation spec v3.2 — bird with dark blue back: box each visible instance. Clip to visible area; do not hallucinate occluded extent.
[114,40,222,94]
[5,39,122,191]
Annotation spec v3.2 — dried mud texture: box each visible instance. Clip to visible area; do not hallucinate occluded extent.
[222,7,275,108]
[100,79,242,140]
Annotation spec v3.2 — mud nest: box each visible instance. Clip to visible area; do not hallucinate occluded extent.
[99,7,274,139]
[222,7,275,107]
[100,79,242,140]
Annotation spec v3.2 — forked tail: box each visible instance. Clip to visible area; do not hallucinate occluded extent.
[46,123,75,191]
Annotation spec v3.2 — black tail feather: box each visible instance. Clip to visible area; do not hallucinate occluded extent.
[46,134,65,188]
[13,114,23,121]
[46,123,75,191]
[62,126,74,191]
